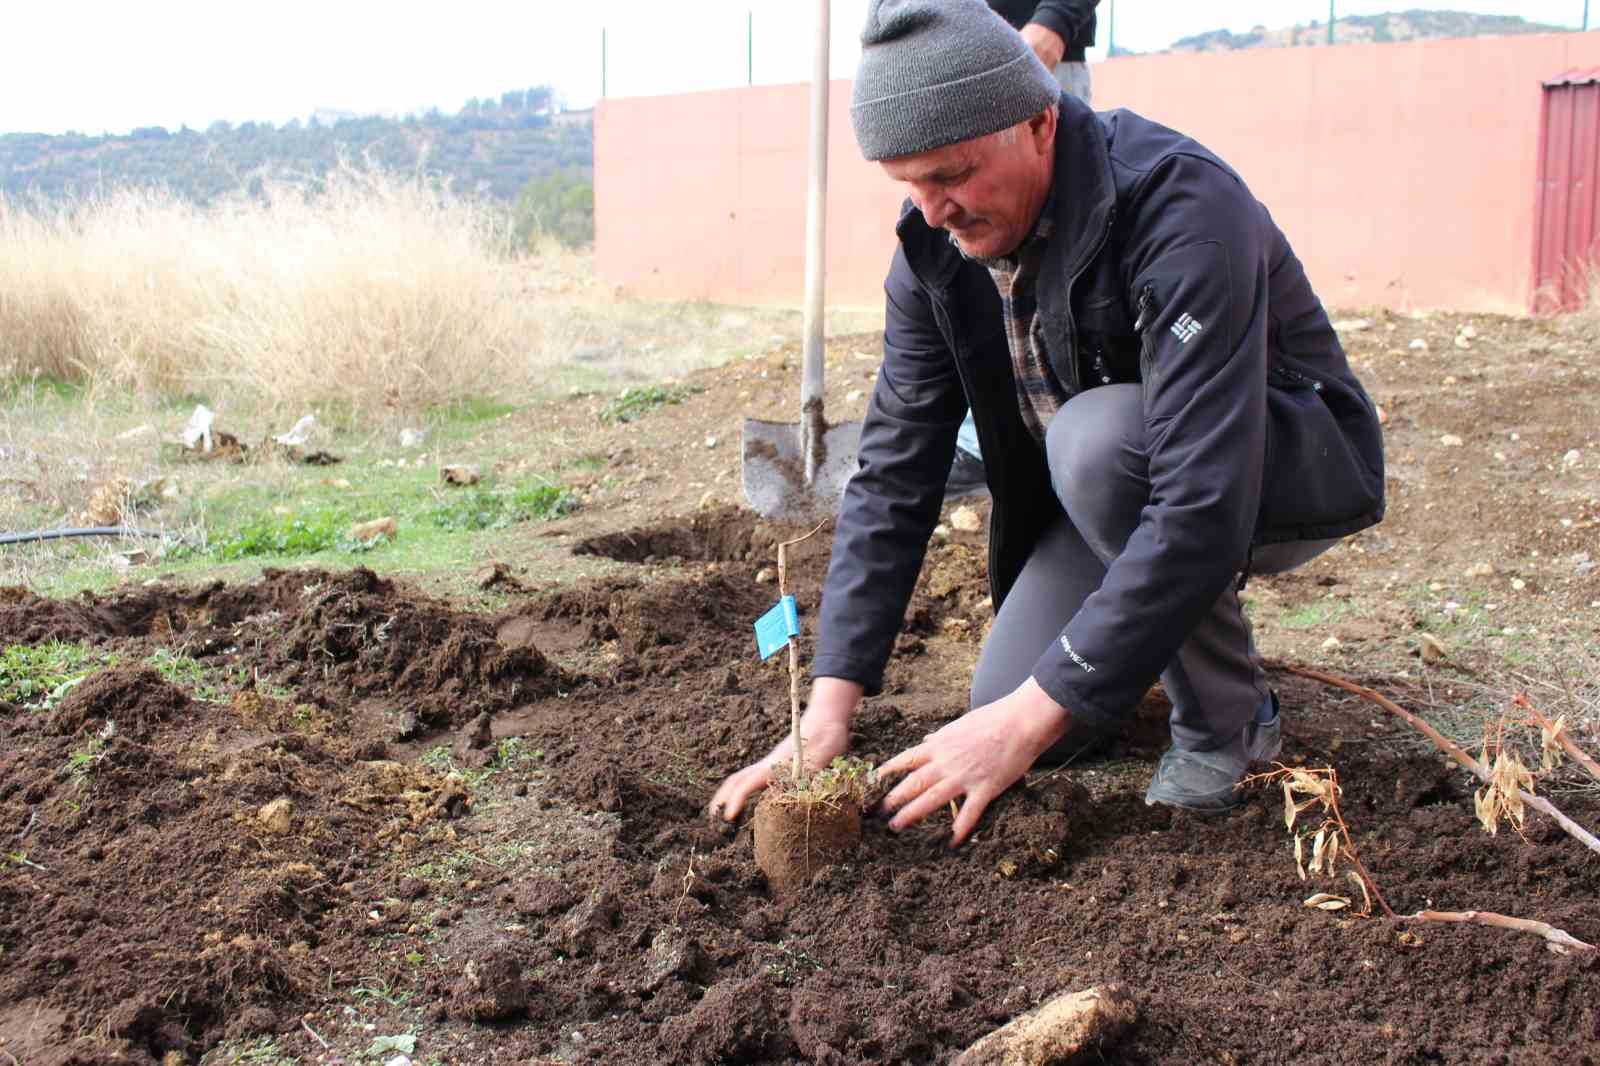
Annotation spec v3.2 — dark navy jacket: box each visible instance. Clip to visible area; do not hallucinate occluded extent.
[812,96,1385,732]
[990,0,1098,60]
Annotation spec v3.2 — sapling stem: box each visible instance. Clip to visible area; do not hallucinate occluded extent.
[775,521,828,783]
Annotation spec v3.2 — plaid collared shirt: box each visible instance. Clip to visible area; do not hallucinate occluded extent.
[963,203,1071,448]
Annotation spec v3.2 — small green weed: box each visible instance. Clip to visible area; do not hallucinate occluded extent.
[765,941,823,985]
[0,642,106,707]
[200,1035,298,1065]
[426,482,576,532]
[598,384,701,424]
[65,722,116,785]
[351,977,412,1008]
[144,648,240,702]
[1279,599,1350,630]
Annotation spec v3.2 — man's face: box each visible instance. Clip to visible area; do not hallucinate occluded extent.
[880,109,1057,259]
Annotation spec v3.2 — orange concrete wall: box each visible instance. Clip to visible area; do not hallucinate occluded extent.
[596,32,1600,314]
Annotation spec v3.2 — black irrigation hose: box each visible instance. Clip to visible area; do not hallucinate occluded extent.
[0,527,180,547]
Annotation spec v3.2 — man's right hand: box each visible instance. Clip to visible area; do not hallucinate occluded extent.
[709,677,862,822]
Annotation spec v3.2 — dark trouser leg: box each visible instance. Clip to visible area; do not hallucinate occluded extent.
[970,516,1108,760]
[971,384,1336,754]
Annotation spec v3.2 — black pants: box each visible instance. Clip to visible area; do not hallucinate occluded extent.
[969,385,1336,753]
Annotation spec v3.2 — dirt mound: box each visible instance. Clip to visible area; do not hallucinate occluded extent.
[0,662,474,1060]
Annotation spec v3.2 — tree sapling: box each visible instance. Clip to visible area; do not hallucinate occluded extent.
[750,522,874,895]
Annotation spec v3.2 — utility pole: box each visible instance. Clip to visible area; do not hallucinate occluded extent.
[748,9,754,85]
[601,28,608,98]
[1108,0,1115,57]
[1328,1,1336,46]
[1586,0,1591,32]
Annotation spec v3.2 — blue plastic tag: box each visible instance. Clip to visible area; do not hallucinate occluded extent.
[754,595,800,660]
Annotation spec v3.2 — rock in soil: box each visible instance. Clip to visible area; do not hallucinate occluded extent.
[639,927,709,992]
[955,984,1137,1066]
[752,791,861,897]
[559,887,620,955]
[448,946,529,1022]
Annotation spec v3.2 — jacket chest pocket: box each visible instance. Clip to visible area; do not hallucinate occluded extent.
[1075,297,1142,387]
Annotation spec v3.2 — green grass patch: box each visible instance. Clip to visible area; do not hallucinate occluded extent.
[432,395,518,425]
[0,374,87,405]
[0,641,105,707]
[598,384,701,424]
[210,511,357,560]
[426,483,576,532]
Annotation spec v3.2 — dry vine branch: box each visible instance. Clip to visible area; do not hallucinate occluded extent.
[1287,665,1600,859]
[775,521,828,781]
[1246,765,1597,954]
[1515,692,1600,787]
[1412,910,1595,954]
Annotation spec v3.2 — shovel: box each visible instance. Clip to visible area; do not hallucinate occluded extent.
[742,0,862,521]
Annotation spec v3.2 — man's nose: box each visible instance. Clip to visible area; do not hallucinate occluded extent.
[915,187,955,229]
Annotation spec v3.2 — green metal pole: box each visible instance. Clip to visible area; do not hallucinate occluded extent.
[1585,0,1591,31]
[1328,1,1336,45]
[601,28,608,98]
[1108,0,1115,56]
[748,9,754,84]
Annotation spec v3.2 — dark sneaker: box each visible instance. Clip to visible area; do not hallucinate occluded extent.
[1144,699,1282,812]
[944,447,989,501]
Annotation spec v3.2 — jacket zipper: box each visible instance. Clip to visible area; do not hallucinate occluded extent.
[1056,205,1118,396]
[1132,283,1156,333]
[1132,282,1157,378]
[1270,363,1324,392]
[932,293,1006,603]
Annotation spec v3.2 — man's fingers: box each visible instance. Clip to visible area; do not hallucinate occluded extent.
[889,777,965,832]
[883,764,939,812]
[711,768,768,822]
[878,745,929,781]
[948,786,995,847]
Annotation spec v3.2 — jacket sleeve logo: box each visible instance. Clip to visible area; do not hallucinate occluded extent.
[1170,313,1203,344]
[1059,634,1095,673]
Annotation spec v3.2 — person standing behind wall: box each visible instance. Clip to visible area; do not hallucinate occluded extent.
[948,0,1102,500]
[991,1,1099,102]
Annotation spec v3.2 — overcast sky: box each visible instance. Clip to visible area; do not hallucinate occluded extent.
[1,1,1590,135]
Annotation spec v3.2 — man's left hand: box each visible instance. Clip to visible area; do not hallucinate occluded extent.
[878,678,1071,846]
[1021,22,1067,70]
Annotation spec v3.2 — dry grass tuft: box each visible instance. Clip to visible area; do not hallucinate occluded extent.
[1,168,562,423]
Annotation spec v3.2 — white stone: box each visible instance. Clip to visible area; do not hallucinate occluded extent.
[1408,338,1428,351]
[1439,434,1464,447]
[1321,636,1342,651]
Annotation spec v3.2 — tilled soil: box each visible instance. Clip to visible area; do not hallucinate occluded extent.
[2,507,1597,1065]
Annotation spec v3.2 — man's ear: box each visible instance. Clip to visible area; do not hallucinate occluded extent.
[1028,106,1058,153]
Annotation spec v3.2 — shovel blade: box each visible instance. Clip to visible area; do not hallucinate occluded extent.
[741,417,863,521]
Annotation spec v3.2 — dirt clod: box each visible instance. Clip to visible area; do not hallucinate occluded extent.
[448,947,528,1022]
[255,796,294,834]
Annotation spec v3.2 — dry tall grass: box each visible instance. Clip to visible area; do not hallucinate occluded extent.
[0,168,560,422]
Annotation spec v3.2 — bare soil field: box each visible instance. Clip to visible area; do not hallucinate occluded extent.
[1,308,1598,1065]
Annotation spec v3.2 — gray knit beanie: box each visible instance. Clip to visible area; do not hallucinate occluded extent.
[851,0,1062,162]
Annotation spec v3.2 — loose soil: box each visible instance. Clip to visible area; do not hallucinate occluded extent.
[2,309,1598,1065]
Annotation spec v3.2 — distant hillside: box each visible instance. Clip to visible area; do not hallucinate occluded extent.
[1170,9,1568,52]
[0,87,592,205]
